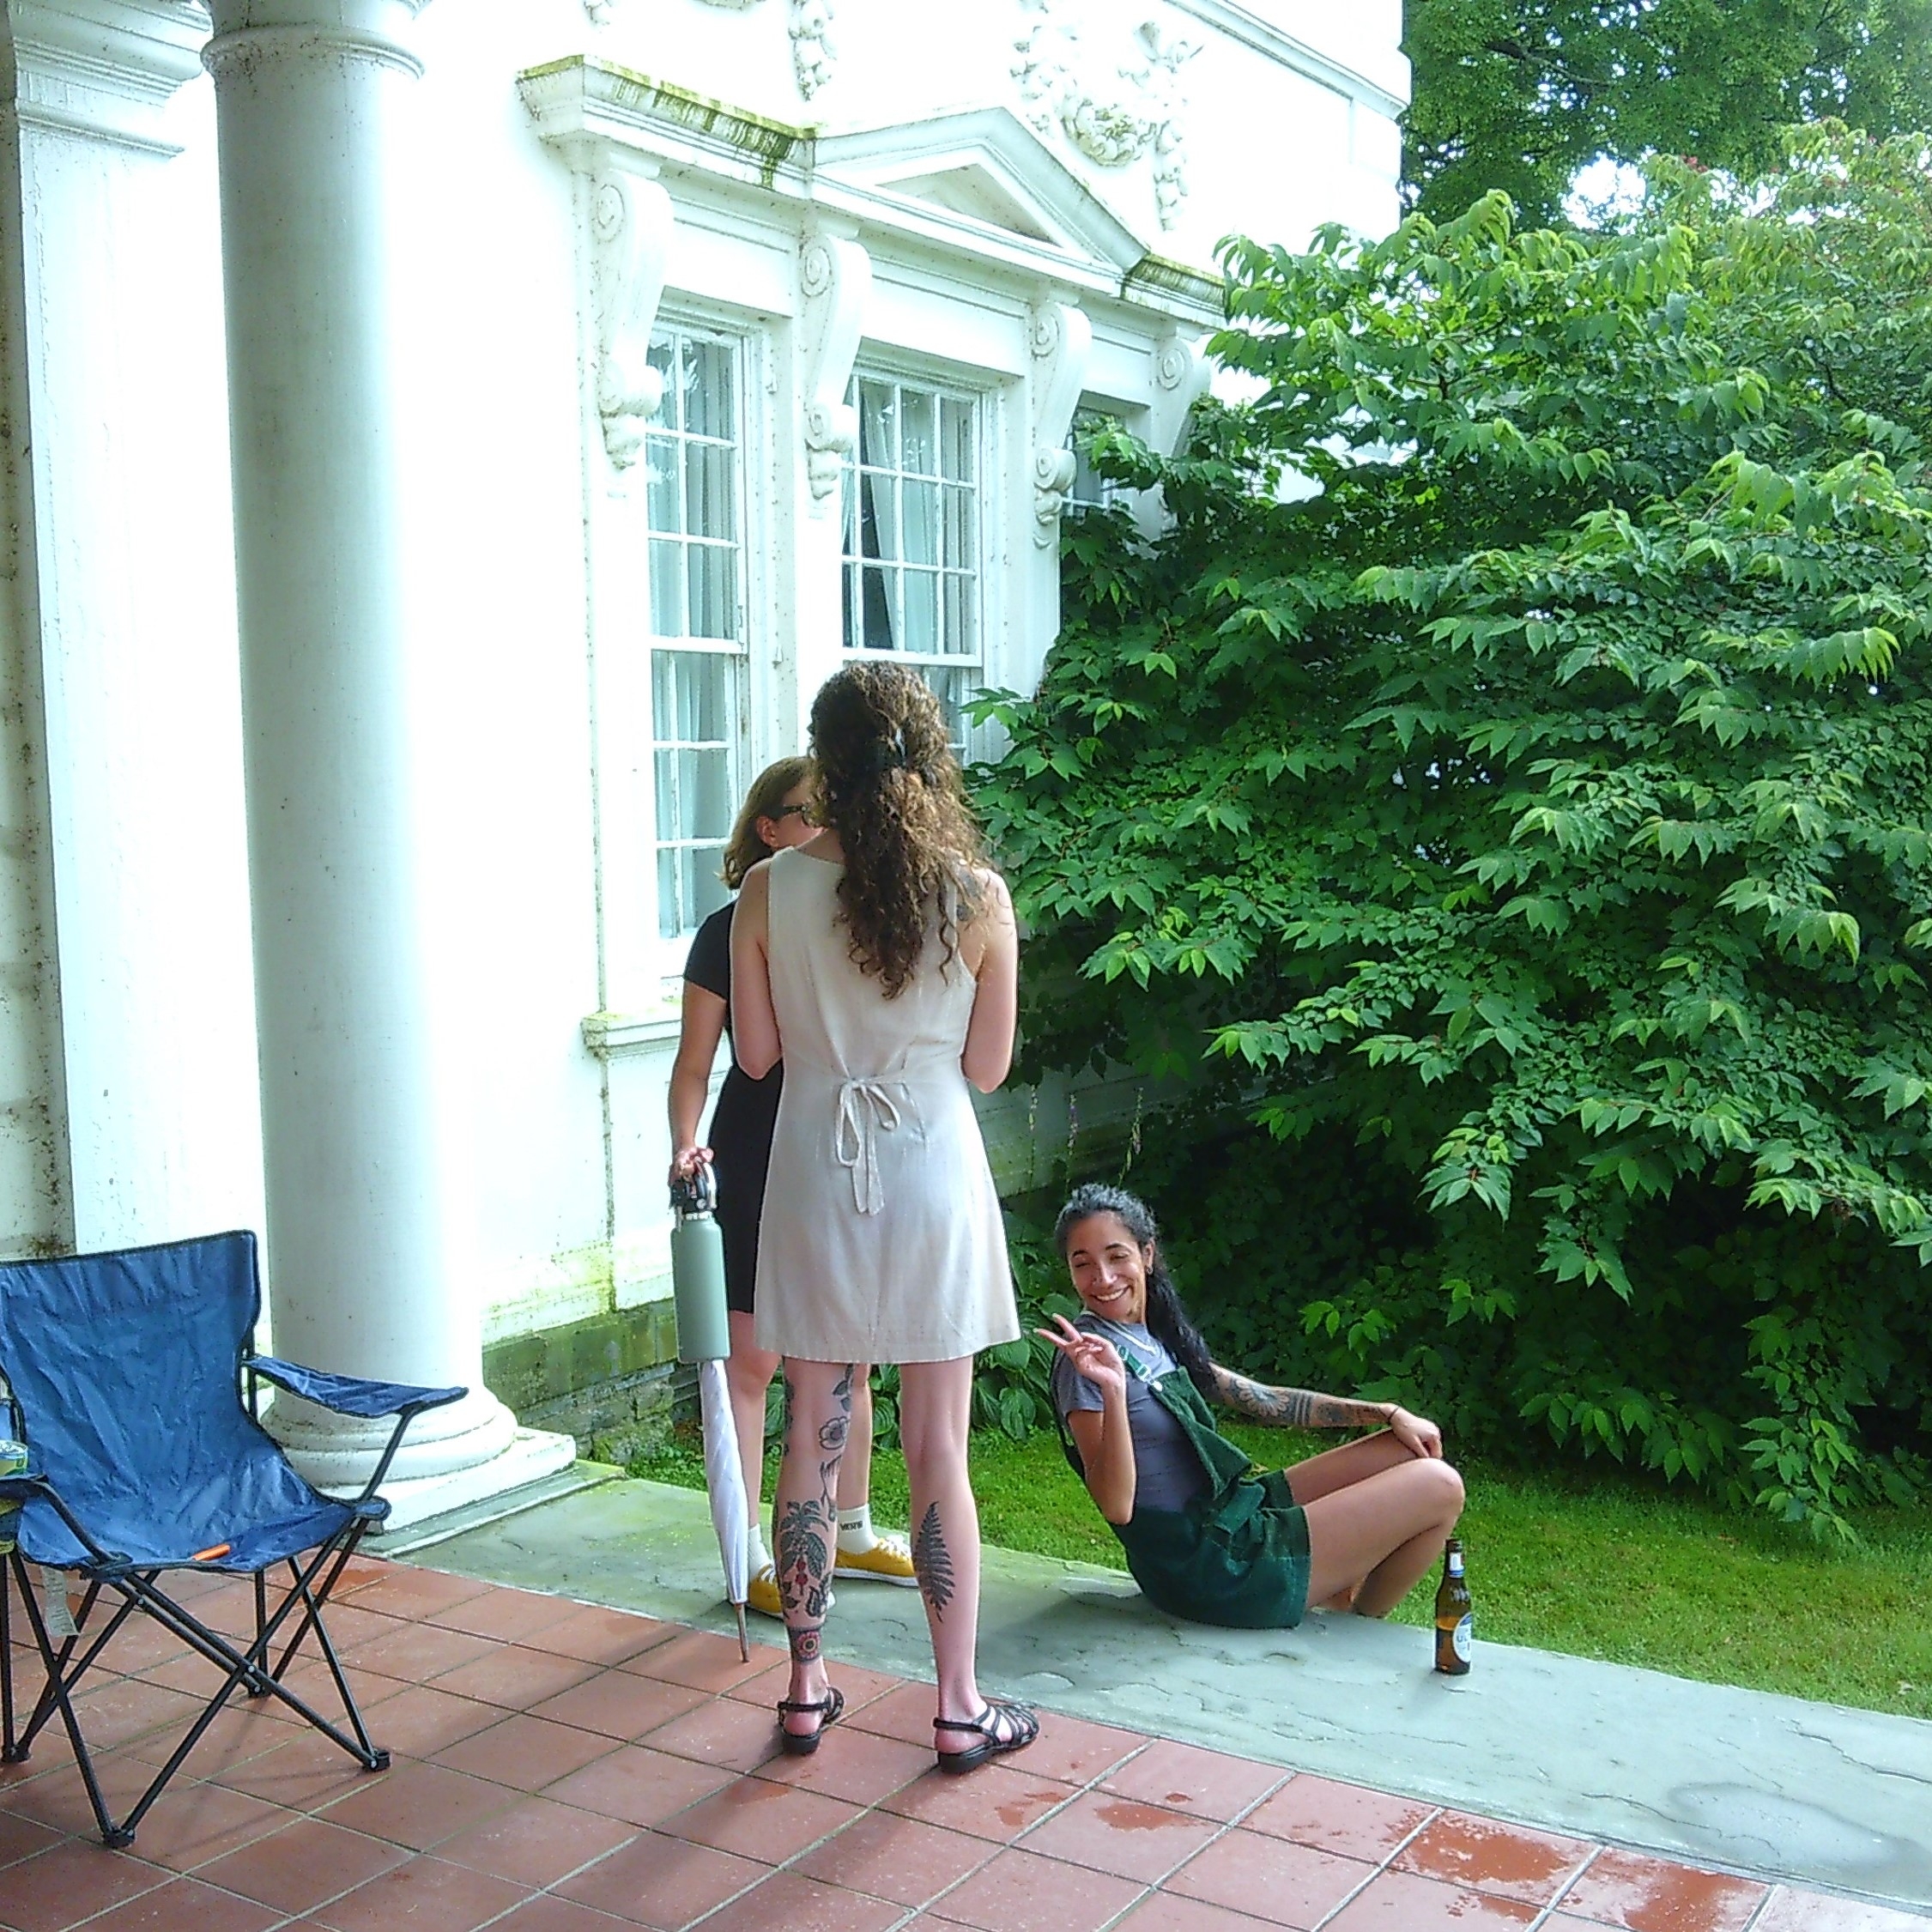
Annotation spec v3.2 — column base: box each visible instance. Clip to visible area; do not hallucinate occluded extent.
[316,1424,578,1535]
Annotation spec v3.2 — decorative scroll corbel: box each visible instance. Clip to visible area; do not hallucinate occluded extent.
[1149,329,1211,457]
[591,168,674,471]
[799,231,871,509]
[1028,300,1093,544]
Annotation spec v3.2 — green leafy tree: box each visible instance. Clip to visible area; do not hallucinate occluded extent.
[1405,0,1932,227]
[978,132,1932,1530]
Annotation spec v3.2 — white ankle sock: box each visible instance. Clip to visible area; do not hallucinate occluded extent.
[836,1505,875,1553]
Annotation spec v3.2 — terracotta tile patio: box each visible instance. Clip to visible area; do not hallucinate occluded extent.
[2,1560,1922,1932]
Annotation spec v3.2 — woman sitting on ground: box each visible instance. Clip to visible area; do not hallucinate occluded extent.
[1043,1183,1464,1630]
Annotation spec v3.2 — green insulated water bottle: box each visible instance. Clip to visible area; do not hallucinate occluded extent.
[669,1166,730,1366]
[0,1436,27,1555]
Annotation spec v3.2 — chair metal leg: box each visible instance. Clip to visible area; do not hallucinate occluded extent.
[2,1549,15,1760]
[5,1554,129,1844]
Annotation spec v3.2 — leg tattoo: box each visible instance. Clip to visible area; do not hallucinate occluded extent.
[775,1496,834,1621]
[911,1502,955,1621]
[818,1366,856,1458]
[788,1626,821,1663]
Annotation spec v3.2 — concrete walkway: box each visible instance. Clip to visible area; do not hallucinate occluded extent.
[404,1473,1932,1921]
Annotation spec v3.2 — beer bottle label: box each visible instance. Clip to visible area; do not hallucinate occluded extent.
[1452,1614,1473,1662]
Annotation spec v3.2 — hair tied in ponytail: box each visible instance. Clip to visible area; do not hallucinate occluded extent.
[863,729,915,781]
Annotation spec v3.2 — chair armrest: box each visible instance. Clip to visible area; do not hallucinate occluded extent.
[251,1359,467,1420]
[0,1469,130,1573]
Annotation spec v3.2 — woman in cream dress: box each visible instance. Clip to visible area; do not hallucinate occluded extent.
[731,663,1036,1772]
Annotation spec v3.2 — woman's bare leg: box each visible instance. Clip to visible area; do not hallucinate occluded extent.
[772,1358,854,1737]
[1296,1455,1464,1619]
[897,1359,992,1739]
[1287,1431,1415,1502]
[836,1371,874,1513]
[725,1311,778,1535]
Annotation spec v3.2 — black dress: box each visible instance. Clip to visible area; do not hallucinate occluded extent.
[682,904,783,1315]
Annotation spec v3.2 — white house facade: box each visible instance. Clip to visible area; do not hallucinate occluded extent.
[0,0,1405,1526]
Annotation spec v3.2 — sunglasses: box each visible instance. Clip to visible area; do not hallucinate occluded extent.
[768,802,818,825]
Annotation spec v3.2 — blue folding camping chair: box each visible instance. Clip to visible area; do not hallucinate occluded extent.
[0,1231,464,1847]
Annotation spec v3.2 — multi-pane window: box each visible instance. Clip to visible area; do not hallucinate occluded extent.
[1068,405,1122,512]
[841,375,981,743]
[645,330,746,942]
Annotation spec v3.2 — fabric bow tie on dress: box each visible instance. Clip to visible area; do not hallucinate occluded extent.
[834,1078,903,1214]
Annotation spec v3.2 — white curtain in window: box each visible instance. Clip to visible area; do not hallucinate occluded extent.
[857,385,899,651]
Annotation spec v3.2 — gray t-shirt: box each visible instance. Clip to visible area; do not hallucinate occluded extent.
[1051,1314,1207,1514]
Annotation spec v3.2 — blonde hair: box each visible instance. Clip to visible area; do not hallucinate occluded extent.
[721,756,815,889]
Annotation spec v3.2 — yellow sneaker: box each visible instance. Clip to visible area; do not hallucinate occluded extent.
[744,1564,834,1619]
[833,1531,918,1586]
[746,1564,784,1620]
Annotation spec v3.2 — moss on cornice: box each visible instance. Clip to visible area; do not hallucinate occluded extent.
[1123,251,1226,314]
[521,56,815,187]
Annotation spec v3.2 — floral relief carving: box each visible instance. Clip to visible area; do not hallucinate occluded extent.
[1012,0,1197,229]
[789,0,835,98]
[588,0,836,102]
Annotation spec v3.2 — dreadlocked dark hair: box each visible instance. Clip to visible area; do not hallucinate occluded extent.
[809,663,985,998]
[1053,1183,1215,1387]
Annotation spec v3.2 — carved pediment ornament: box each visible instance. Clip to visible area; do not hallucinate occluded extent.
[584,0,837,102]
[591,169,675,471]
[800,233,872,509]
[1028,301,1093,544]
[1012,0,1197,229]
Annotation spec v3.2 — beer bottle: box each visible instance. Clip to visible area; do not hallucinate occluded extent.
[1433,1537,1472,1675]
[0,1437,26,1556]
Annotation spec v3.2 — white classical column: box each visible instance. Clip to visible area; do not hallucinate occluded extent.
[0,3,264,1260]
[201,0,566,1521]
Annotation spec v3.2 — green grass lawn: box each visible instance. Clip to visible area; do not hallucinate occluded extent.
[631,1420,1932,1722]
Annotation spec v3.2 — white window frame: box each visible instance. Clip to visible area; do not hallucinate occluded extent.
[1067,402,1128,513]
[643,319,756,974]
[840,365,996,755]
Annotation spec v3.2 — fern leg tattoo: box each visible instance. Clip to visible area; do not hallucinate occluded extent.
[911,1502,955,1621]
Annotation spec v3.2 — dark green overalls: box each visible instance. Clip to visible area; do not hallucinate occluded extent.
[1062,1351,1311,1630]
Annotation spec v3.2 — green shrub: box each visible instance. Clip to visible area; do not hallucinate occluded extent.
[977,131,1932,1535]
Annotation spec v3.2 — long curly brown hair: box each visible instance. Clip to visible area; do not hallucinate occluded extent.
[809,664,985,998]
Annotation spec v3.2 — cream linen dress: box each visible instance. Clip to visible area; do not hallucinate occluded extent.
[751,846,1020,1364]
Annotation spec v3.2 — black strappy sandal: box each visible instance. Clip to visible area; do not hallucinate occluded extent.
[775,1685,845,1757]
[934,1698,1039,1774]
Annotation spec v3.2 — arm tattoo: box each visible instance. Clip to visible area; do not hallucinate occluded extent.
[1205,1366,1390,1431]
[911,1502,955,1621]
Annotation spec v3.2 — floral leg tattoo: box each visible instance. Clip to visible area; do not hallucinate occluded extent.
[775,1496,834,1622]
[776,1367,857,1633]
[911,1501,954,1621]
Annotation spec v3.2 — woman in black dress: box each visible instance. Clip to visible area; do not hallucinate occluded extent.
[669,758,915,1615]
